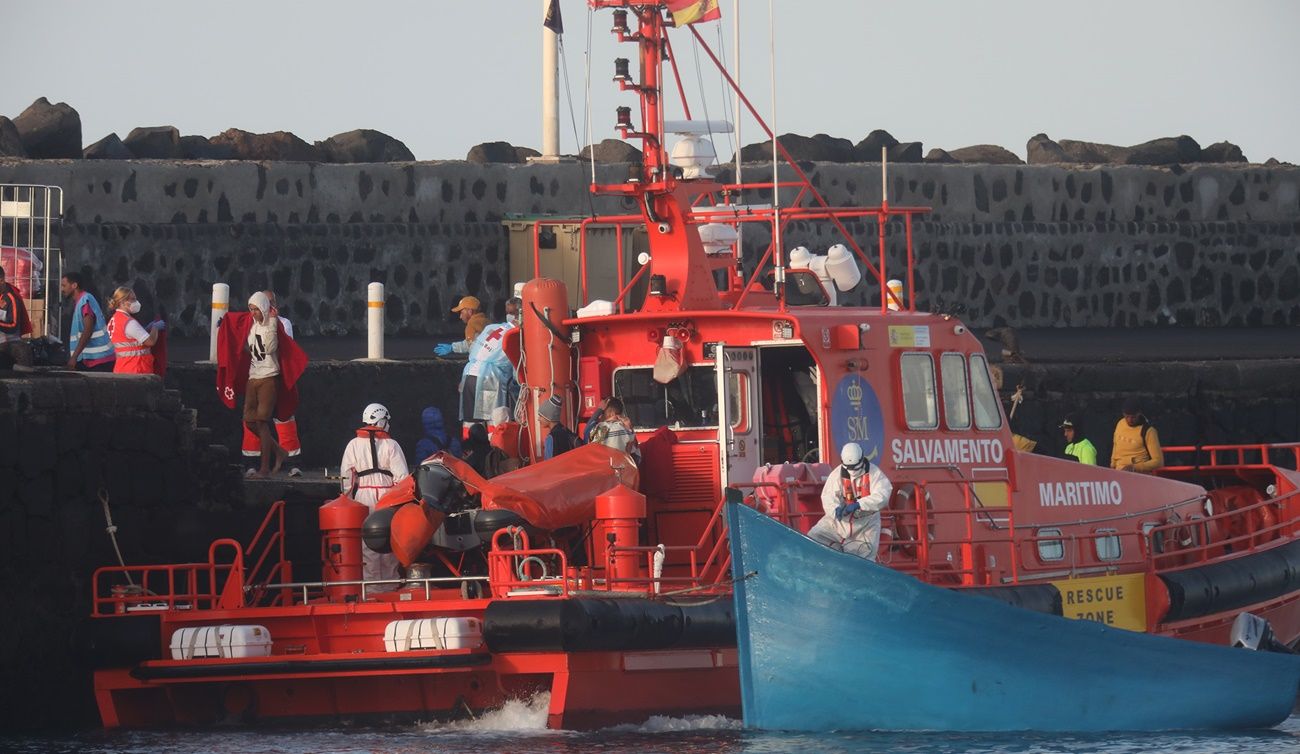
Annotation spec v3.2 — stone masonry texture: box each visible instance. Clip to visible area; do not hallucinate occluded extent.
[0,159,1295,335]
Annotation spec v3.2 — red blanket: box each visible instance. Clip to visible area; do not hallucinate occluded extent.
[216,311,308,420]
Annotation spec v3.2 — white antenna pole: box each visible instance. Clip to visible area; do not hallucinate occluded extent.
[881,146,888,203]
[541,0,560,158]
[769,0,783,297]
[732,0,742,186]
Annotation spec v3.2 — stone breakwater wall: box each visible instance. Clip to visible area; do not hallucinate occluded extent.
[0,373,246,730]
[0,159,1297,334]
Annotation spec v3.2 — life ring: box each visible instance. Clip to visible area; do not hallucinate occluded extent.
[1213,485,1278,550]
[885,483,934,559]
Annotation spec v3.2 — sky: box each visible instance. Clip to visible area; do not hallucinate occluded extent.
[5,0,1299,164]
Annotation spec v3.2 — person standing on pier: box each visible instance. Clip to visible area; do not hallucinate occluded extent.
[434,295,489,356]
[0,265,34,368]
[61,272,114,372]
[1111,398,1164,473]
[340,403,408,589]
[215,291,308,477]
[105,287,163,375]
[240,290,303,475]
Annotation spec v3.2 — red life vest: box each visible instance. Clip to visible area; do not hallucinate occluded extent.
[839,466,871,503]
[351,426,396,494]
[108,310,155,374]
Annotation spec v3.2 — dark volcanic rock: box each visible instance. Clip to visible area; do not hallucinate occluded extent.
[209,128,322,161]
[923,148,958,163]
[467,141,523,164]
[514,146,541,162]
[83,133,133,160]
[178,135,236,160]
[853,129,898,161]
[1058,139,1129,163]
[1123,135,1201,165]
[889,141,923,163]
[1200,140,1247,164]
[0,117,26,157]
[317,129,415,163]
[580,138,643,163]
[1026,133,1070,164]
[737,133,854,163]
[124,126,181,158]
[948,144,1024,165]
[12,97,82,158]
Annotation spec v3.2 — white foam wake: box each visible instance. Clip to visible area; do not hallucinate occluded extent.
[421,693,555,734]
[605,714,743,733]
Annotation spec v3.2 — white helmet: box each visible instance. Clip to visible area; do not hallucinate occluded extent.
[362,402,391,430]
[840,442,867,474]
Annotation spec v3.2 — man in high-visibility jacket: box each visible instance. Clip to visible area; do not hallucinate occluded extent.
[808,442,894,561]
[1060,415,1098,465]
[1111,398,1163,473]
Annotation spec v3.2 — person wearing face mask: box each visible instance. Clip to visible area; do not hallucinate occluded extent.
[806,442,894,561]
[106,287,164,375]
[505,296,522,328]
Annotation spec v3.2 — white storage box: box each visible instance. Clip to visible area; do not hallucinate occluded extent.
[170,624,273,660]
[383,617,483,652]
[576,300,616,318]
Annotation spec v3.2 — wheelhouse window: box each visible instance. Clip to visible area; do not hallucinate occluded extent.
[726,372,747,432]
[613,366,718,430]
[1036,527,1064,562]
[899,352,938,430]
[1095,528,1121,562]
[940,353,971,430]
[969,353,1003,430]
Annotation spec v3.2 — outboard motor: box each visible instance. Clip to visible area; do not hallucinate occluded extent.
[1230,612,1294,654]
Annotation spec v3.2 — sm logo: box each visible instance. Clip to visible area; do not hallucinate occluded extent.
[831,374,885,462]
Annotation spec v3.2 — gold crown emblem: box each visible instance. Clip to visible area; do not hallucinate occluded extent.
[846,380,863,411]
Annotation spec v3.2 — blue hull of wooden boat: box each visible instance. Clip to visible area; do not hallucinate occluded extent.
[726,502,1300,732]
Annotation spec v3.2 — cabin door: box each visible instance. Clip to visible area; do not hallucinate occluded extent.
[716,345,761,487]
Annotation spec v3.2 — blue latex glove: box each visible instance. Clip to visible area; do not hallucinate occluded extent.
[835,501,861,522]
[434,343,454,356]
[147,320,166,331]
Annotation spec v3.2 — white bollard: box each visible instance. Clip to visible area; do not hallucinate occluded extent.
[207,283,229,362]
[367,282,385,360]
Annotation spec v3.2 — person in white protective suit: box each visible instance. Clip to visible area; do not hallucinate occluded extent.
[339,403,410,591]
[807,442,893,561]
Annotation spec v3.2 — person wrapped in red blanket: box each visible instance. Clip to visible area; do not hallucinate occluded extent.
[216,291,308,477]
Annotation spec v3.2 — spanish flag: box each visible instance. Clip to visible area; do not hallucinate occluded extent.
[666,0,721,26]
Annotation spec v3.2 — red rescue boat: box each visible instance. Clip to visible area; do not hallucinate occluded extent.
[90,1,1300,729]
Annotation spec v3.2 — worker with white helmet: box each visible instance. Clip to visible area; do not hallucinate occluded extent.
[807,442,894,561]
[339,402,410,589]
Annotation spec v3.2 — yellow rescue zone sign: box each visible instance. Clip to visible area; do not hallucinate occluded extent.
[1051,573,1147,632]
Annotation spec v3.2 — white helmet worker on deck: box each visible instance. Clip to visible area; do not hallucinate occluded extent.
[362,403,391,431]
[807,441,893,561]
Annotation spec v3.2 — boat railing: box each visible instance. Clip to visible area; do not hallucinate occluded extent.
[1145,485,1299,572]
[90,538,245,616]
[1161,442,1300,471]
[242,500,293,607]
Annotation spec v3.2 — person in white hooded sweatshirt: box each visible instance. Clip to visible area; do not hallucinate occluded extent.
[340,403,409,590]
[807,442,893,561]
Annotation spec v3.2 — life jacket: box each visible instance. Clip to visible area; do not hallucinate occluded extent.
[70,291,113,363]
[351,426,396,495]
[839,465,871,502]
[107,309,155,374]
[0,284,32,338]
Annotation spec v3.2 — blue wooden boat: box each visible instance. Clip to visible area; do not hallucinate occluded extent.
[725,502,1300,732]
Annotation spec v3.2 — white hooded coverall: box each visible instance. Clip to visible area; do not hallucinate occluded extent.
[340,428,410,588]
[807,462,893,561]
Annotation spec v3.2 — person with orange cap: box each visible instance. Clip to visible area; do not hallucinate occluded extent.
[434,295,489,356]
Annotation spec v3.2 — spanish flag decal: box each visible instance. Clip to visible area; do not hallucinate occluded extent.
[666,0,722,26]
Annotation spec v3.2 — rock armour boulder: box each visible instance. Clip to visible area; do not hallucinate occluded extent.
[947,144,1024,165]
[12,97,82,158]
[83,133,133,160]
[1123,135,1201,165]
[316,129,415,163]
[580,138,643,163]
[209,128,322,161]
[0,117,26,158]
[1026,133,1070,164]
[124,126,181,159]
[467,141,524,164]
[1201,141,1247,163]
